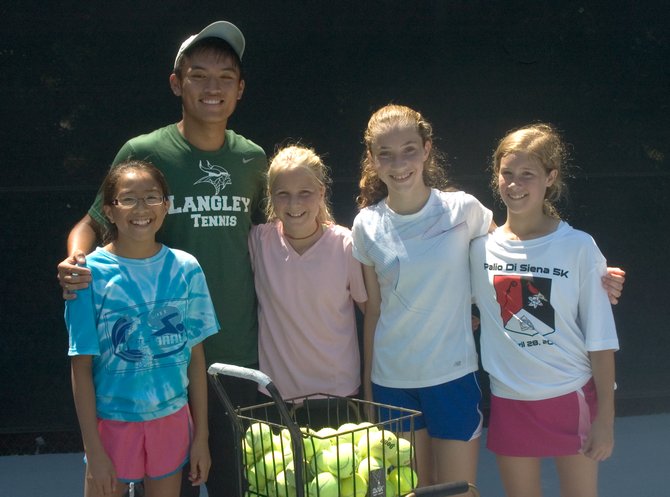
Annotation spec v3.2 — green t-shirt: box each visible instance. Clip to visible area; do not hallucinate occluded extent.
[89,124,267,366]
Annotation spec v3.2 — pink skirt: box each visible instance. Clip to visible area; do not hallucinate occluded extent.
[487,379,597,457]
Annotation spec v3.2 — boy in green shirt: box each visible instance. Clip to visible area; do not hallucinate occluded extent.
[58,21,266,497]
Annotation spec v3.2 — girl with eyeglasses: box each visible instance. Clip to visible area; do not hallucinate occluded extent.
[65,160,218,497]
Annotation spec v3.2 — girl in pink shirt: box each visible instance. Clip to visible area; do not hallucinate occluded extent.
[249,145,367,408]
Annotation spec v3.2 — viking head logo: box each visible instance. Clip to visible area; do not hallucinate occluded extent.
[194,160,232,195]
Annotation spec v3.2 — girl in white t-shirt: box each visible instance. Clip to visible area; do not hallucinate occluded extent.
[469,124,619,497]
[351,107,624,493]
[249,145,367,407]
[351,104,494,491]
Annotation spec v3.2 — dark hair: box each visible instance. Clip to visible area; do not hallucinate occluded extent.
[174,37,244,80]
[101,160,170,242]
[357,104,449,208]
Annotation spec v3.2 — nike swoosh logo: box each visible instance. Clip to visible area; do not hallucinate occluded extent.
[242,157,254,164]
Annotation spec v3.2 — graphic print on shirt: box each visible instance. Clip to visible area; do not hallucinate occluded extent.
[166,159,253,228]
[194,160,231,195]
[106,301,188,371]
[494,275,555,338]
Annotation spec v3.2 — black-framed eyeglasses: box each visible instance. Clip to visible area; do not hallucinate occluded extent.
[111,195,166,208]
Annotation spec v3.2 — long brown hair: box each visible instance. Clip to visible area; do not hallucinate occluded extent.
[357,104,449,208]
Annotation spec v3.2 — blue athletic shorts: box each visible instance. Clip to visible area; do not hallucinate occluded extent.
[372,372,482,441]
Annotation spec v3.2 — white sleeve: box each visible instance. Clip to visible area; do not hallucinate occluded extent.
[351,212,374,266]
[578,238,619,352]
[462,193,493,240]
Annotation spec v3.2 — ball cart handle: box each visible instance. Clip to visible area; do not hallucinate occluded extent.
[207,363,306,497]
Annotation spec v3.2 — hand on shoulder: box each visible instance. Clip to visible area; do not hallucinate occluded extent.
[58,250,92,300]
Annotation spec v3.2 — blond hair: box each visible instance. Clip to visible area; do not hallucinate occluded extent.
[492,123,568,218]
[265,145,334,224]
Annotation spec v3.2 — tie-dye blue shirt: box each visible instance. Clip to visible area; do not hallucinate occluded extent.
[65,245,219,422]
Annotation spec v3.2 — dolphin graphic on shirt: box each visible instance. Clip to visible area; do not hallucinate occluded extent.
[111,306,187,363]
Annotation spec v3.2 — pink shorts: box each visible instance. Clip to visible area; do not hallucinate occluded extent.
[95,404,192,482]
[487,379,597,457]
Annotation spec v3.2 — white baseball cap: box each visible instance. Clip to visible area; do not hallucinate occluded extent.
[174,21,245,70]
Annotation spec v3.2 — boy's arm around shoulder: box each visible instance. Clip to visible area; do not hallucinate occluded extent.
[603,267,626,305]
[58,214,104,300]
[344,230,368,314]
[59,142,131,301]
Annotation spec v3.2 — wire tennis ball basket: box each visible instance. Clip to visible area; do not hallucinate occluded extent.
[207,363,480,497]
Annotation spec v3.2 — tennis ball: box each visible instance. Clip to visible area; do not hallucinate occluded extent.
[356,433,371,459]
[316,427,340,446]
[279,428,299,455]
[358,430,396,460]
[374,430,398,460]
[336,423,360,446]
[269,470,297,497]
[283,460,312,493]
[274,434,295,464]
[281,428,292,442]
[309,449,329,475]
[357,422,379,433]
[282,460,296,488]
[385,437,412,467]
[322,443,356,478]
[386,477,398,497]
[262,450,287,480]
[245,460,267,492]
[339,474,368,497]
[302,428,329,461]
[272,434,287,454]
[338,422,360,433]
[356,456,385,483]
[387,466,418,496]
[309,472,339,497]
[245,422,273,456]
[369,430,398,461]
[242,439,257,466]
[347,422,378,451]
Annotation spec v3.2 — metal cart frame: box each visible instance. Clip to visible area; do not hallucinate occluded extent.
[207,363,479,497]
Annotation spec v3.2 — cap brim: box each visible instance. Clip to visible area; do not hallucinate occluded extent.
[174,20,245,69]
